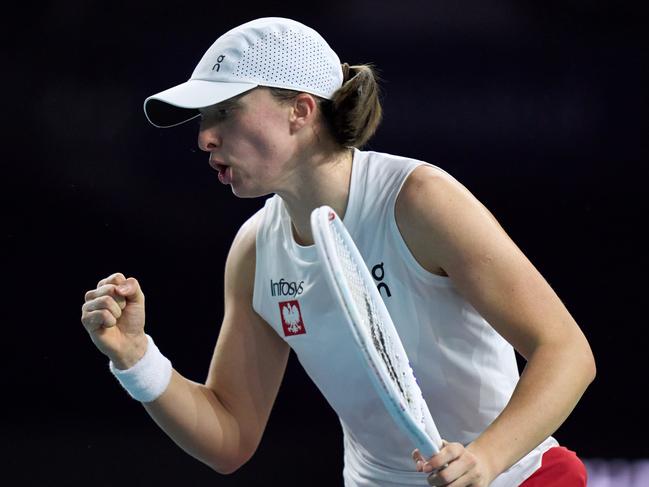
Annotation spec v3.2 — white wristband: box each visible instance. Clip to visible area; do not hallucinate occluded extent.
[109,334,172,403]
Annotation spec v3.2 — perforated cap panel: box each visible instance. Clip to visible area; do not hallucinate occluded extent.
[234,27,340,97]
[190,17,344,99]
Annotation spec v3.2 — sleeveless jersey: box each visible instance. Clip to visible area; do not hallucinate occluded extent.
[252,148,558,486]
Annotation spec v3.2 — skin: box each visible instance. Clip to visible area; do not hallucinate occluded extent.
[399,166,596,485]
[197,88,353,244]
[81,87,595,485]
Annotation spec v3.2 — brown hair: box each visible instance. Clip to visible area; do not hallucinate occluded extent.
[268,63,382,148]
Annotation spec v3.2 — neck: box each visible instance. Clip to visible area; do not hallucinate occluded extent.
[276,146,354,246]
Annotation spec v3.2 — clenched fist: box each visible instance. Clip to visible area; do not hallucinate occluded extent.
[81,272,147,369]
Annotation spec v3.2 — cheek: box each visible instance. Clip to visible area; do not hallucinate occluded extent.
[235,113,292,164]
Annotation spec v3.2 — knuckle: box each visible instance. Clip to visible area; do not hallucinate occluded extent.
[106,273,126,284]
[97,272,123,287]
[125,277,139,289]
[84,298,101,312]
[446,443,461,458]
[96,310,110,324]
[99,295,115,307]
[85,310,101,326]
[96,284,116,297]
[103,296,122,315]
[436,469,452,483]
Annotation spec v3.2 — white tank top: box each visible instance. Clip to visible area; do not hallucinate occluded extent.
[252,148,557,486]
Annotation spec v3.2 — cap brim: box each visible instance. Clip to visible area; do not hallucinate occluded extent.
[144,79,258,128]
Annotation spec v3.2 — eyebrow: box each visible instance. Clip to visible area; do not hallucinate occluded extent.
[208,95,246,111]
[199,101,237,116]
[219,100,241,109]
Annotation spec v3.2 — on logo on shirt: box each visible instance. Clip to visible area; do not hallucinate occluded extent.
[279,300,306,336]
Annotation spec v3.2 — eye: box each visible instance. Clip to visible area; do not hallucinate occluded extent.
[216,108,231,119]
[199,106,235,126]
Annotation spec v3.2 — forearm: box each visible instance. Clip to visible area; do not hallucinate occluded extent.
[467,339,595,478]
[142,369,245,474]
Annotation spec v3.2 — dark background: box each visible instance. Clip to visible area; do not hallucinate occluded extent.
[3,1,647,485]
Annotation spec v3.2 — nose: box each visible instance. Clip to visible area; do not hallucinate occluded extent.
[197,126,222,152]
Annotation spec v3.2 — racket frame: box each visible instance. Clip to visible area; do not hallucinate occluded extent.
[311,205,442,457]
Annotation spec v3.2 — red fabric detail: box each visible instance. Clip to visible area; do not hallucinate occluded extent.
[279,300,306,336]
[519,447,587,486]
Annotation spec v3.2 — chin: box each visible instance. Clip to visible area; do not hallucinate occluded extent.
[230,184,272,199]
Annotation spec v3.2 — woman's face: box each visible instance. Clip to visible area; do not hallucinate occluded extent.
[197,88,300,198]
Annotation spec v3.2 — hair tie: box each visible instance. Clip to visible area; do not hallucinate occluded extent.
[341,63,352,82]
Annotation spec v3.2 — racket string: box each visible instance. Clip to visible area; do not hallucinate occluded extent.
[332,227,420,416]
[363,296,406,398]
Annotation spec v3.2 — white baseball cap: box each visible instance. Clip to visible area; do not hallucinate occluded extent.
[144,17,344,128]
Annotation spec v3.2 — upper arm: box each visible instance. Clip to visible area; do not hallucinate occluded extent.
[395,165,594,364]
[205,212,290,461]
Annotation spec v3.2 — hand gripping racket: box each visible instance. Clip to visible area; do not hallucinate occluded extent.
[311,206,443,458]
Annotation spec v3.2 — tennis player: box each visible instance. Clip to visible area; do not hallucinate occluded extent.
[81,17,595,486]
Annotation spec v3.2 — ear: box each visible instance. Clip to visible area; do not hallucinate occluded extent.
[289,93,318,133]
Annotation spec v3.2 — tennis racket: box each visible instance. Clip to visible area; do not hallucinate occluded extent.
[310,205,443,458]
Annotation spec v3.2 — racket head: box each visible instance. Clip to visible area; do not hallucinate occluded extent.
[310,205,442,457]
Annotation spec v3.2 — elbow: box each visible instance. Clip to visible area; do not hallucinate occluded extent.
[209,457,247,475]
[211,463,242,476]
[568,328,597,386]
[579,330,597,385]
[571,335,596,387]
[208,447,256,475]
[586,346,597,384]
[543,334,596,388]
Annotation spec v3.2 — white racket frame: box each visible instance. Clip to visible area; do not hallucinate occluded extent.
[311,205,442,457]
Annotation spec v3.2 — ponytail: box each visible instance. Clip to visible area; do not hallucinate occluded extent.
[321,63,383,148]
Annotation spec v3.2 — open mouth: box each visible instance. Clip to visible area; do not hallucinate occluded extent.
[216,164,232,184]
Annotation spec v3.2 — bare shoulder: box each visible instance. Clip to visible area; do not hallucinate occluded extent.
[224,210,263,298]
[395,164,502,276]
[396,164,499,231]
[216,207,287,358]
